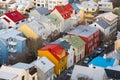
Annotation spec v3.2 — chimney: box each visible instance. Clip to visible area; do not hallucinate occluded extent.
[103,54,107,59]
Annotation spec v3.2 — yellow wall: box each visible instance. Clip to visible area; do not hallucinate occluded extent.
[38,50,67,75]
[18,24,39,39]
[115,40,120,50]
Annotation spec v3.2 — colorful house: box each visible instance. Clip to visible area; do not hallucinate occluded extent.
[91,12,118,41]
[38,44,68,75]
[68,25,100,55]
[12,62,37,80]
[51,39,74,69]
[89,56,119,68]
[77,0,99,23]
[0,28,26,64]
[32,56,55,80]
[18,20,51,40]
[62,35,85,63]
[0,10,26,28]
[50,3,79,32]
[71,65,107,80]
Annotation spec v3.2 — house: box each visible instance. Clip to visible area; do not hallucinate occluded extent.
[98,1,113,12]
[71,65,108,80]
[89,56,119,68]
[38,44,68,75]
[76,0,99,23]
[18,20,51,40]
[29,7,50,18]
[12,62,37,80]
[51,39,74,69]
[0,10,26,28]
[0,65,27,80]
[0,0,15,14]
[105,65,120,79]
[50,3,79,32]
[9,0,33,14]
[0,28,26,64]
[62,35,85,63]
[90,12,118,42]
[68,25,100,55]
[35,0,68,10]
[32,56,55,80]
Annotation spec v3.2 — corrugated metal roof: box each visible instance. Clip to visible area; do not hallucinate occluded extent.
[32,56,55,73]
[96,18,110,29]
[68,25,98,37]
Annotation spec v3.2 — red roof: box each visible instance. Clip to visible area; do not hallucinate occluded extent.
[40,44,66,61]
[53,4,74,20]
[5,10,26,23]
[3,17,10,23]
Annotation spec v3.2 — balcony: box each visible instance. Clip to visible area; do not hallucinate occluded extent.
[8,48,16,53]
[8,41,17,46]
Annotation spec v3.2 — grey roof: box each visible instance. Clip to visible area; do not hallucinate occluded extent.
[0,71,17,80]
[51,39,71,51]
[36,7,50,15]
[96,19,110,29]
[12,62,34,70]
[68,25,98,37]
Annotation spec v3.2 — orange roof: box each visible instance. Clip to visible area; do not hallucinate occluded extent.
[40,44,67,61]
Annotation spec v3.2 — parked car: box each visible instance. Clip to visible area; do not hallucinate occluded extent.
[62,74,70,80]
[66,69,73,76]
[96,46,105,54]
[83,57,92,64]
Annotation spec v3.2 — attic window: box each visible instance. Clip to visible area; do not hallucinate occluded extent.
[94,24,96,27]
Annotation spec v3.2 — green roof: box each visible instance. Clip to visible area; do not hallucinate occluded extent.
[63,35,85,48]
[48,14,61,25]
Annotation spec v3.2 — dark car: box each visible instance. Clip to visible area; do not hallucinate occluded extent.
[96,46,105,54]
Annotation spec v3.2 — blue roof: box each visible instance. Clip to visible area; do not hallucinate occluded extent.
[89,56,115,68]
[71,3,80,12]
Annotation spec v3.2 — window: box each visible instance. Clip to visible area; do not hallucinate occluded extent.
[22,76,25,80]
[99,4,102,6]
[37,4,40,6]
[2,0,6,1]
[16,22,19,24]
[42,4,44,7]
[32,76,35,80]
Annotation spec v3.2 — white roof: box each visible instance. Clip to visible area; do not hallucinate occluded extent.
[0,65,24,75]
[106,65,120,71]
[12,62,34,70]
[32,56,55,73]
[71,65,106,80]
[96,12,118,22]
[0,71,17,80]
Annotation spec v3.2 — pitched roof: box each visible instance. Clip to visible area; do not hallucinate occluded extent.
[0,71,17,80]
[36,7,50,15]
[96,18,110,29]
[32,56,55,73]
[53,3,73,20]
[51,39,71,51]
[63,35,85,48]
[71,65,106,80]
[40,44,67,61]
[68,25,99,37]
[71,3,80,13]
[5,10,26,22]
[12,62,34,70]
[89,56,115,68]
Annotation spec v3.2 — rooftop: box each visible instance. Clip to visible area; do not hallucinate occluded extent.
[63,35,85,48]
[36,7,50,15]
[32,56,55,73]
[68,25,98,37]
[12,62,34,70]
[89,56,115,68]
[71,65,105,80]
[5,10,26,22]
[96,18,110,29]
